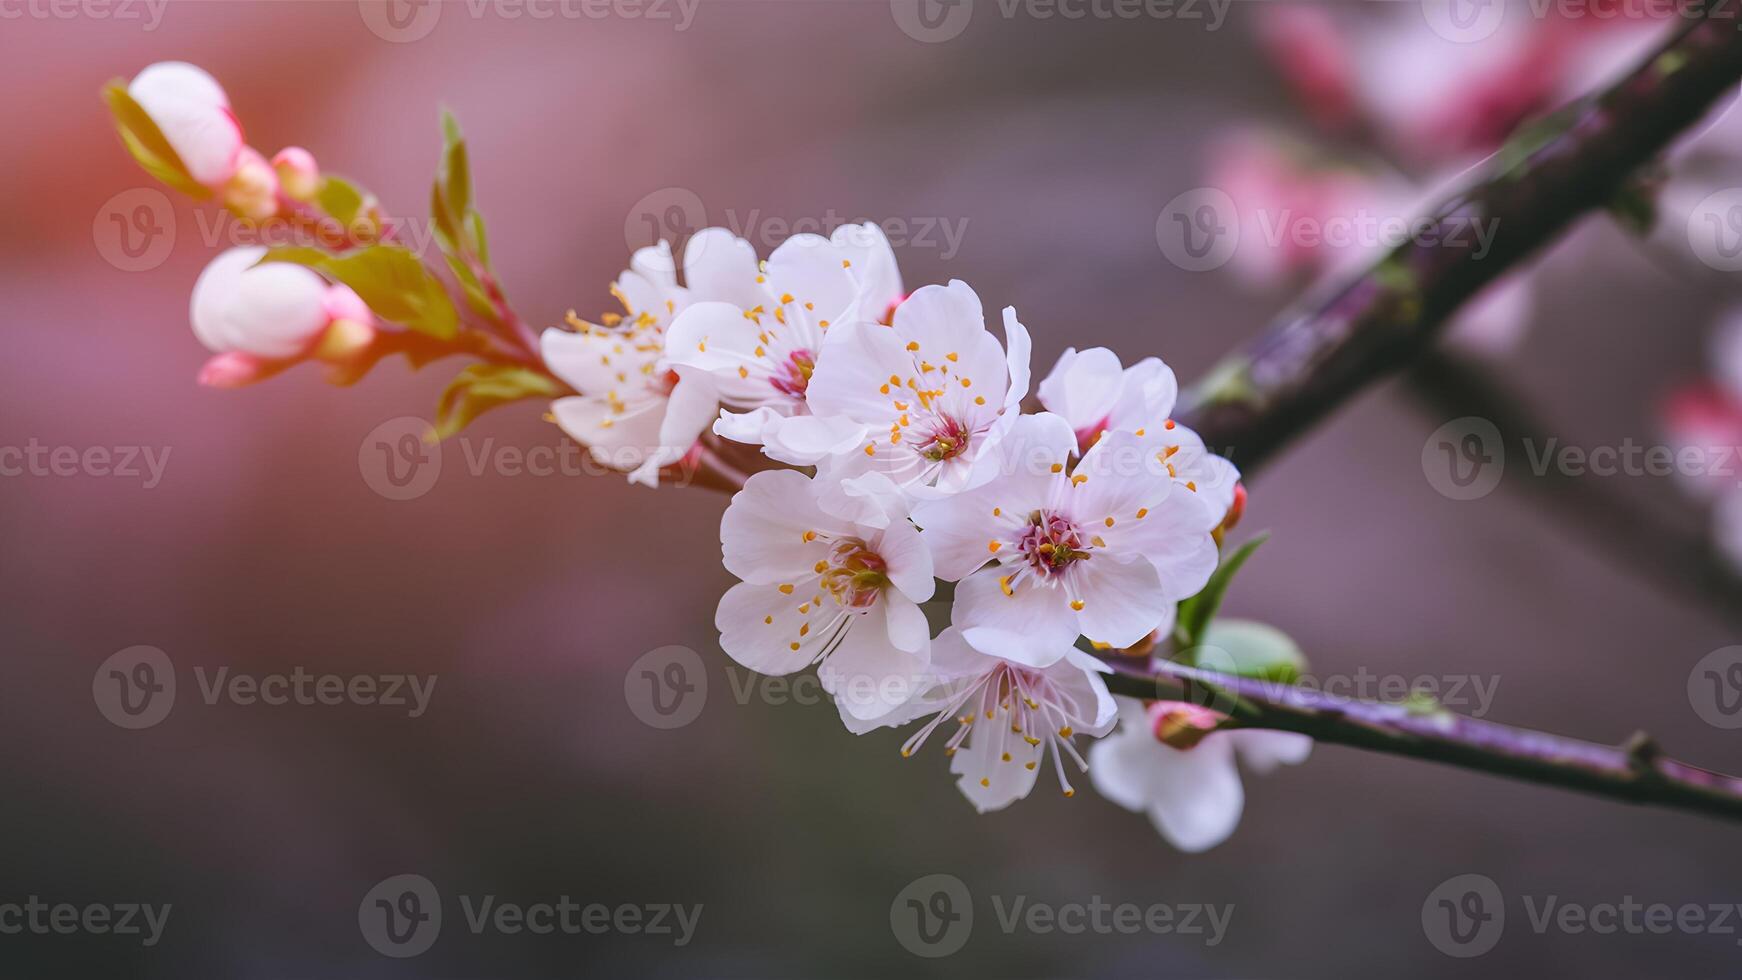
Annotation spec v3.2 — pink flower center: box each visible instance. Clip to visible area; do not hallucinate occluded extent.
[820,537,889,609]
[917,413,972,462]
[770,349,816,399]
[1017,512,1087,578]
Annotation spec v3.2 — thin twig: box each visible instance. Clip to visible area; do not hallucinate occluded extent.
[1177,2,1742,475]
[1104,661,1742,822]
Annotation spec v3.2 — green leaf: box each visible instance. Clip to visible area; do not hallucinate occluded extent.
[1174,533,1267,650]
[1188,619,1306,685]
[316,175,366,226]
[101,80,208,199]
[433,364,561,439]
[261,245,458,340]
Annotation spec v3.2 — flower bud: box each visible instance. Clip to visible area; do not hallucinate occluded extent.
[197,351,270,388]
[127,61,244,188]
[221,146,280,222]
[1147,700,1226,751]
[272,146,320,201]
[312,286,377,363]
[190,246,331,360]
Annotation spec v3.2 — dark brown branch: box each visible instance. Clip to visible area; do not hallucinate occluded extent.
[1104,661,1742,822]
[1405,351,1742,626]
[1177,1,1742,475]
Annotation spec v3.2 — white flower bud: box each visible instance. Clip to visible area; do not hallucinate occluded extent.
[127,61,243,188]
[189,246,331,360]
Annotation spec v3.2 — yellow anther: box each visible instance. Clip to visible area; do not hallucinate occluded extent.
[778,584,795,595]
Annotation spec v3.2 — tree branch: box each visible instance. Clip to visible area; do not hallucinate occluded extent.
[1404,351,1742,626]
[1104,661,1742,822]
[1177,1,1742,474]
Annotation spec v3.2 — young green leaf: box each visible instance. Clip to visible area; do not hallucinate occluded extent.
[1174,532,1267,650]
[1185,619,1306,685]
[260,245,458,340]
[432,364,561,439]
[101,80,208,199]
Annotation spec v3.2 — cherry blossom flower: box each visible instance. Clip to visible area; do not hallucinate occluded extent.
[1037,346,1241,524]
[798,280,1033,520]
[913,413,1219,668]
[541,233,757,487]
[717,469,935,722]
[665,223,904,461]
[855,627,1116,813]
[189,246,375,372]
[1090,696,1311,852]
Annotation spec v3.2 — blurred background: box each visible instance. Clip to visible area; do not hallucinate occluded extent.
[5,0,1742,976]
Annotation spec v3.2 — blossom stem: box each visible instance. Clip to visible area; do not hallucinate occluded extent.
[1177,0,1742,475]
[1102,660,1742,822]
[1404,351,1742,626]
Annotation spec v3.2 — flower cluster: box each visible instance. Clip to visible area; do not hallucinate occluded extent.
[116,59,1302,849]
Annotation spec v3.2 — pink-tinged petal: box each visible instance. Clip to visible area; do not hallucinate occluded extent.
[806,319,912,424]
[652,371,718,464]
[1000,306,1034,411]
[714,406,786,446]
[189,246,329,359]
[1227,729,1312,775]
[949,703,1044,813]
[1038,346,1123,433]
[882,592,932,654]
[716,580,826,676]
[539,328,638,394]
[767,232,862,323]
[613,267,671,323]
[830,222,904,319]
[892,280,986,363]
[1072,553,1170,650]
[682,228,765,309]
[719,470,839,583]
[873,518,935,603]
[128,61,243,187]
[1105,356,1178,431]
[954,568,1079,669]
[665,301,763,374]
[628,240,681,295]
[815,466,910,530]
[1056,649,1119,734]
[1087,699,1170,811]
[819,604,930,721]
[911,483,1006,581]
[756,413,871,466]
[549,393,664,471]
[1143,734,1245,853]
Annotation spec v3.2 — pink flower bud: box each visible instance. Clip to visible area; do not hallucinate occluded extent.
[127,62,244,188]
[1147,700,1226,751]
[222,146,280,222]
[190,246,331,360]
[272,146,320,201]
[197,351,270,388]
